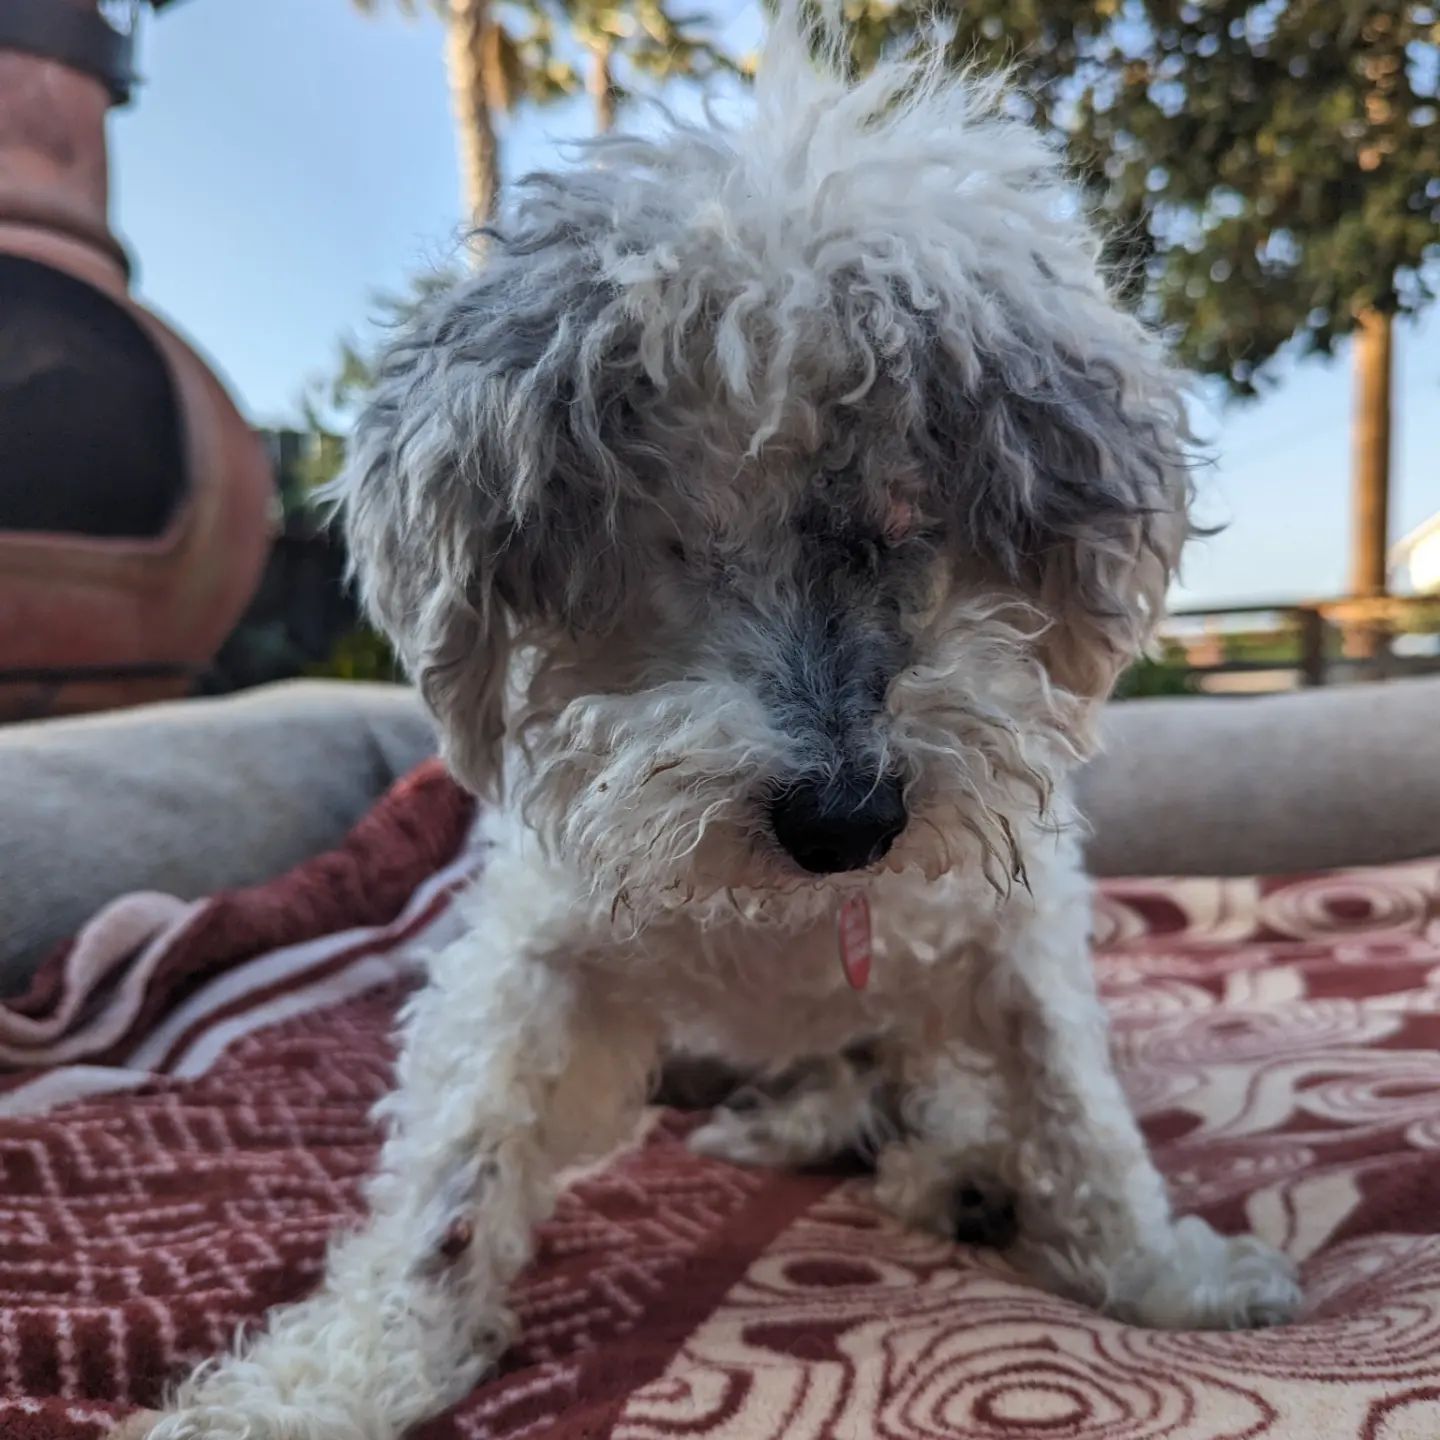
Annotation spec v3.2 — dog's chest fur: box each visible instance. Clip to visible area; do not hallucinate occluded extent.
[465,790,1088,1072]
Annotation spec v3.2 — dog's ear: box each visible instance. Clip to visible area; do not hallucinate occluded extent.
[329,233,638,797]
[984,357,1190,704]
[917,304,1192,708]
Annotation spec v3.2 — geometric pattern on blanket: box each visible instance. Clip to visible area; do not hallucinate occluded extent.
[3,760,1440,1440]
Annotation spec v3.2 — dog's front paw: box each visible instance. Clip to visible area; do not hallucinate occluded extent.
[111,1411,160,1440]
[114,1409,264,1440]
[114,1400,361,1440]
[1113,1216,1302,1331]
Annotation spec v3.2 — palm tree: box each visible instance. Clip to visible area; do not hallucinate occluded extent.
[573,0,741,133]
[352,0,737,223]
[350,0,505,226]
[587,30,617,132]
[442,0,503,225]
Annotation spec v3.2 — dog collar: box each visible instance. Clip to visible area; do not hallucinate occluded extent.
[837,893,872,991]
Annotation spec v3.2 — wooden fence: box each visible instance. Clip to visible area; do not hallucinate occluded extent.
[1160,594,1440,692]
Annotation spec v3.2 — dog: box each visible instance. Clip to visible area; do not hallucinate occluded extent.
[131,14,1300,1439]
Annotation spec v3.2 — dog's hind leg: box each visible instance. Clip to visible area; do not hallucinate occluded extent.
[689,1043,1018,1248]
[688,1040,897,1169]
[870,1057,1020,1249]
[132,867,658,1440]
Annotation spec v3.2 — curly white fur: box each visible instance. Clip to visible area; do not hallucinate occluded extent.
[130,12,1299,1440]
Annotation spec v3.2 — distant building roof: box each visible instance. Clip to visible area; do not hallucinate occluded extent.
[1391,511,1440,595]
[1391,511,1440,563]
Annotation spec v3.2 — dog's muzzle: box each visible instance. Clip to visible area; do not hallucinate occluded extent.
[768,772,907,875]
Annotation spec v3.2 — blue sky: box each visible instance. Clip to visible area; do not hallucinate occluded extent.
[109,0,1439,607]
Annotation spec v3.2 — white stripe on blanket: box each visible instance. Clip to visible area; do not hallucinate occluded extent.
[0,900,204,1068]
[1,825,488,1117]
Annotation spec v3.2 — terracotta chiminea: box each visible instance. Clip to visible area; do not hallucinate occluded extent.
[0,0,275,721]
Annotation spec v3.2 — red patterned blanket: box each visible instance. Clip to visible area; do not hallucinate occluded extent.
[3,761,1439,1440]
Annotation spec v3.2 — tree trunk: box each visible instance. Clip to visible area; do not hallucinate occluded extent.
[588,42,616,133]
[1347,307,1394,668]
[443,0,499,230]
[1350,308,1393,597]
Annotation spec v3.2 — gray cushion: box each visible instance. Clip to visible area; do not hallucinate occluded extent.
[0,681,435,991]
[1081,677,1440,877]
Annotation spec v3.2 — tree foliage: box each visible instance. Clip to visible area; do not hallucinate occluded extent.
[838,0,1439,393]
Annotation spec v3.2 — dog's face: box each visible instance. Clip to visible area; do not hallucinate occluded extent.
[336,30,1193,916]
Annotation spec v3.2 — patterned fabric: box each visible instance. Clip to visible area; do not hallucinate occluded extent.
[2,762,1439,1439]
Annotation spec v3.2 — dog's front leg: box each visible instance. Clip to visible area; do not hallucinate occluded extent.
[964,894,1300,1329]
[881,887,1301,1331]
[132,895,657,1440]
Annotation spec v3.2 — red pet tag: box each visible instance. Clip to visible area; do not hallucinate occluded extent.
[837,893,873,991]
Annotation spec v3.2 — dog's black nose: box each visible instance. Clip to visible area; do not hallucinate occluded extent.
[769,773,907,875]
